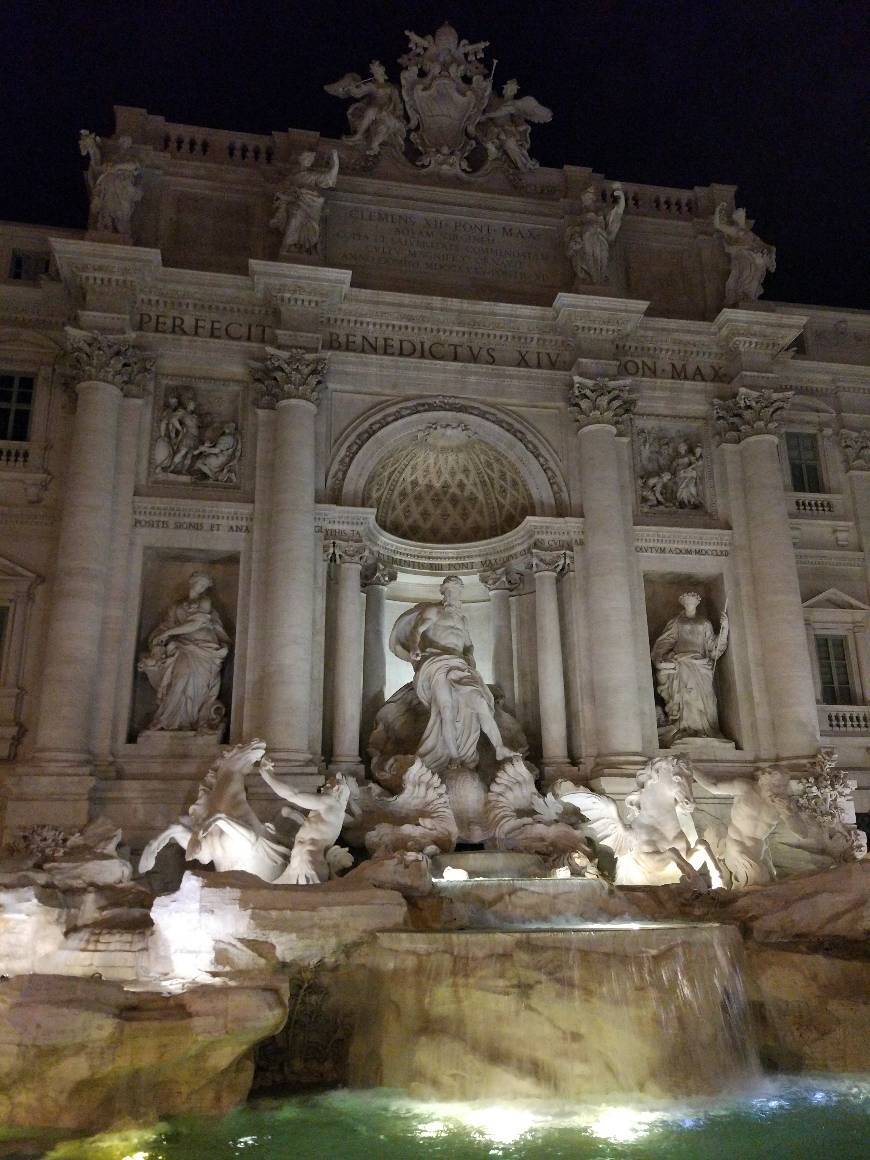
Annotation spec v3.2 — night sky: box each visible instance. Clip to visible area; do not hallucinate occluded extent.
[1,0,866,309]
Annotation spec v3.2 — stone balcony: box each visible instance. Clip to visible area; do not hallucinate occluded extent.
[818,704,870,735]
[0,439,51,503]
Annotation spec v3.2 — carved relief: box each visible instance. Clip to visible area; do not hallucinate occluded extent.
[153,385,241,485]
[636,425,706,512]
[840,429,870,472]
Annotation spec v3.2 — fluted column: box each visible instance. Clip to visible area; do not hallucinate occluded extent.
[569,375,645,763]
[840,430,870,592]
[715,386,819,756]
[361,561,396,751]
[480,566,521,709]
[329,540,369,771]
[532,549,571,772]
[34,329,152,761]
[251,347,327,764]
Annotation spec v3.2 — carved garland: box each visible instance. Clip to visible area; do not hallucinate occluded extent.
[326,395,569,512]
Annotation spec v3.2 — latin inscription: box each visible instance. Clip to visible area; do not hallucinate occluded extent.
[618,358,729,383]
[136,312,271,343]
[327,331,568,370]
[133,515,251,534]
[326,202,562,288]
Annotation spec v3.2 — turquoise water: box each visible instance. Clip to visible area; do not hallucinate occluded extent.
[14,1076,868,1160]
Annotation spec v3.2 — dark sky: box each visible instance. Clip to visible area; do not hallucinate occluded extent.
[1,0,866,309]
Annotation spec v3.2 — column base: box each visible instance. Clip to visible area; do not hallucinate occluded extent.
[590,753,648,778]
[328,759,366,783]
[539,760,579,789]
[1,769,96,841]
[264,749,324,778]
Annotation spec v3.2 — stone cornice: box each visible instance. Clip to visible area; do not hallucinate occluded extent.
[713,308,807,366]
[313,507,583,575]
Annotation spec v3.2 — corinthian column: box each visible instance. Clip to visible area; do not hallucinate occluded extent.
[569,376,644,765]
[531,549,571,774]
[361,561,396,751]
[251,347,327,766]
[479,566,521,709]
[714,386,819,757]
[840,430,870,592]
[35,328,153,762]
[329,539,369,773]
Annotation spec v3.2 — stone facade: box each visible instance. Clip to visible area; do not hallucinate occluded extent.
[0,53,868,842]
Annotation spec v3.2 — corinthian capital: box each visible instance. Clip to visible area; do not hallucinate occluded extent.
[479,566,522,593]
[63,327,153,396]
[362,560,397,588]
[251,346,328,409]
[839,429,870,472]
[568,375,636,433]
[713,386,793,444]
[531,548,573,576]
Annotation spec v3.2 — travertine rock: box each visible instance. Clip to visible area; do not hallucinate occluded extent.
[0,974,287,1131]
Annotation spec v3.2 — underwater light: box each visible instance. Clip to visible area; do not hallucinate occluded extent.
[587,1105,667,1143]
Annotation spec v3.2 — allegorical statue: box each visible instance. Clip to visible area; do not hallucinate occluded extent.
[651,592,729,746]
[138,571,230,734]
[476,78,552,171]
[565,185,626,286]
[324,60,407,156]
[693,766,803,887]
[388,574,517,773]
[270,149,339,255]
[79,130,143,235]
[714,202,776,306]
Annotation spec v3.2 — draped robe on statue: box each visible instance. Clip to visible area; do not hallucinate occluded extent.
[651,613,723,744]
[388,602,508,774]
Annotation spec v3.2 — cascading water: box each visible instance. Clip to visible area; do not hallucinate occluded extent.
[348,921,759,1101]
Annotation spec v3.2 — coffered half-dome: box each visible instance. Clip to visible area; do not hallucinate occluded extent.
[363,424,534,544]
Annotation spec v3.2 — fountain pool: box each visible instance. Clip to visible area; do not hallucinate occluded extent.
[14,1077,869,1159]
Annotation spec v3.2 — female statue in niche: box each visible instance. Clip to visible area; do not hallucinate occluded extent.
[651,591,729,746]
[138,571,231,734]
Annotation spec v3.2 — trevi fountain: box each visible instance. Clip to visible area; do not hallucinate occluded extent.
[0,19,867,1160]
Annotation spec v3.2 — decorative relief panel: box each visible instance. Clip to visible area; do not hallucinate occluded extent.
[362,424,533,544]
[151,378,243,486]
[634,419,713,517]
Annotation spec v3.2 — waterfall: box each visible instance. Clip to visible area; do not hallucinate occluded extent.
[349,925,759,1101]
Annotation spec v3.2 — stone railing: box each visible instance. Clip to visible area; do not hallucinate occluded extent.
[597,181,699,218]
[0,439,46,472]
[145,121,278,166]
[787,492,842,517]
[818,705,870,734]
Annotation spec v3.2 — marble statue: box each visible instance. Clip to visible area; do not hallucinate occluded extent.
[693,766,804,887]
[556,755,724,887]
[166,397,202,475]
[139,739,352,883]
[324,61,407,155]
[343,756,458,858]
[389,574,517,774]
[565,185,626,286]
[399,23,492,174]
[259,761,352,885]
[476,79,552,171]
[486,757,598,874]
[138,571,230,734]
[191,422,241,483]
[638,431,704,511]
[788,750,868,866]
[714,202,776,306]
[651,592,729,746]
[153,393,183,473]
[79,130,142,234]
[270,150,339,255]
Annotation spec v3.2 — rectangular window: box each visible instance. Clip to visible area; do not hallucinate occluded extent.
[785,432,822,492]
[8,250,50,282]
[815,635,855,704]
[0,373,34,442]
